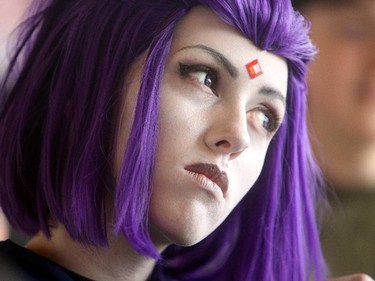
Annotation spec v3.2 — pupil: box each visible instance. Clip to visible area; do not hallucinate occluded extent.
[204,74,212,87]
[262,115,270,129]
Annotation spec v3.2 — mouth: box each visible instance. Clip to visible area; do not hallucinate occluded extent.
[184,163,229,197]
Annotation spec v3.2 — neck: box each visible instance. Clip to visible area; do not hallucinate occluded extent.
[311,129,375,190]
[26,224,163,281]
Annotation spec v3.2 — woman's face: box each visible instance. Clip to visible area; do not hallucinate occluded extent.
[118,7,288,249]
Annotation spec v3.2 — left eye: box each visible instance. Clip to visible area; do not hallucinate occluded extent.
[179,63,218,95]
[251,108,281,134]
[255,111,271,131]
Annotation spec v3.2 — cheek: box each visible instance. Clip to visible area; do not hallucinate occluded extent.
[113,91,137,178]
[158,107,193,145]
[229,142,269,203]
[113,53,146,177]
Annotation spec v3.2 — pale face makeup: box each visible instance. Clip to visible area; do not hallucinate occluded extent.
[116,6,287,250]
[146,7,288,248]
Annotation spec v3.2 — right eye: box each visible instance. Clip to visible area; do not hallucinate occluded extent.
[179,63,218,96]
[250,107,282,135]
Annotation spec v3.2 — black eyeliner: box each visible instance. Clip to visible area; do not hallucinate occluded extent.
[178,63,219,95]
[263,106,283,134]
[179,63,217,77]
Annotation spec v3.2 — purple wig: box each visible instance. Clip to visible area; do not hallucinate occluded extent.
[0,0,327,280]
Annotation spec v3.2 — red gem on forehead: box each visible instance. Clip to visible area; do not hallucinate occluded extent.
[246,59,263,79]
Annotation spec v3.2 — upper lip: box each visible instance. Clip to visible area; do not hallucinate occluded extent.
[184,163,229,196]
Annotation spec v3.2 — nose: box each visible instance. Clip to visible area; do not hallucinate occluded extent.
[205,107,250,157]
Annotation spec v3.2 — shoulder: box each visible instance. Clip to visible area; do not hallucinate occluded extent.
[0,240,73,281]
[0,240,34,280]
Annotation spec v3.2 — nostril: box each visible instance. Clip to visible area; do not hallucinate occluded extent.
[216,140,230,148]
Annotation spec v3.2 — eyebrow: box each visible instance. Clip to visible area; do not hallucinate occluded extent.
[178,44,239,78]
[259,86,286,106]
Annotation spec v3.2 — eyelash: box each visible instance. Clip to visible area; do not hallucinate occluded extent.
[179,63,219,96]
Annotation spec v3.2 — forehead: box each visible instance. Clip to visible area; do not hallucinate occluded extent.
[172,7,242,48]
[169,6,288,97]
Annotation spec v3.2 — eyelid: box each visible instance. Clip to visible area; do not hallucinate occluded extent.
[178,63,219,95]
[177,45,239,78]
[262,105,283,133]
[179,63,218,77]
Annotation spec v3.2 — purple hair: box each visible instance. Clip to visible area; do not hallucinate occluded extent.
[0,0,327,280]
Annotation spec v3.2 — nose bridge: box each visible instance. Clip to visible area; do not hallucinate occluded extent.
[208,102,250,154]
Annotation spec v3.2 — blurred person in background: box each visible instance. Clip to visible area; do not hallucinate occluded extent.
[293,0,375,277]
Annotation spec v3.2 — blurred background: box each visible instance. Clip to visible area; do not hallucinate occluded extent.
[293,0,375,276]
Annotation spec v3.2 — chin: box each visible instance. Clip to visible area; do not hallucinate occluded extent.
[150,218,217,248]
[165,229,212,247]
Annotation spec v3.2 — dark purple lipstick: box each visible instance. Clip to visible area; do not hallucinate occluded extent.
[184,163,228,196]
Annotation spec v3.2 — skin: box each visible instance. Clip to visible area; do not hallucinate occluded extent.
[0,0,32,75]
[0,210,9,240]
[27,7,288,281]
[304,0,375,188]
[0,0,32,244]
[148,7,288,247]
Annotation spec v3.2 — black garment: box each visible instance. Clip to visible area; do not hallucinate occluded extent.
[0,240,172,281]
[0,240,96,281]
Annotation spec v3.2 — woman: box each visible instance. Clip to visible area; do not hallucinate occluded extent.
[0,0,364,280]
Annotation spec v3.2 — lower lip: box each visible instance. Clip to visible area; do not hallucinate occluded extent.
[185,171,224,200]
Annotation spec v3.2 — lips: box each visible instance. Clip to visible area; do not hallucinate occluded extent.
[184,163,228,196]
